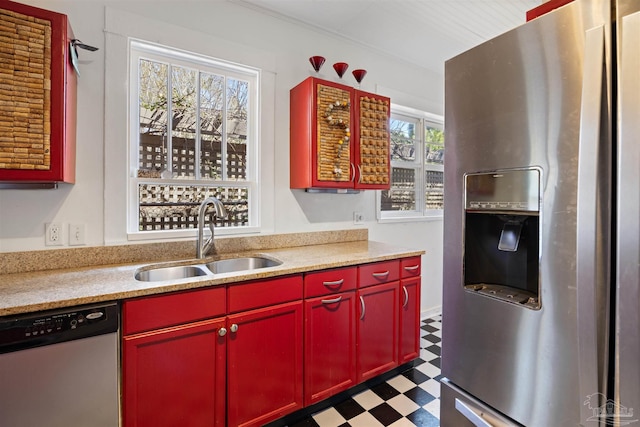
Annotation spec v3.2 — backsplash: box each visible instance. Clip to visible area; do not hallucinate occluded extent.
[0,229,367,275]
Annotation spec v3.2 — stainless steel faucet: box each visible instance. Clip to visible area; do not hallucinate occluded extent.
[196,196,228,259]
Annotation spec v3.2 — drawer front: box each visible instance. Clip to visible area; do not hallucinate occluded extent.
[228,275,303,313]
[359,260,400,288]
[304,267,357,298]
[400,256,421,278]
[123,286,226,335]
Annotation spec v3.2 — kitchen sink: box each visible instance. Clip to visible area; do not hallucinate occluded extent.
[134,256,282,281]
[135,265,210,282]
[205,256,282,274]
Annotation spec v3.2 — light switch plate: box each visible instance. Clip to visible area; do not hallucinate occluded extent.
[69,223,85,246]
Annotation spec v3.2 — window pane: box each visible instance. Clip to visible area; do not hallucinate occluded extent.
[138,183,249,231]
[381,167,416,211]
[226,78,248,181]
[138,59,168,177]
[425,169,444,210]
[200,72,224,179]
[425,125,444,165]
[390,118,417,162]
[171,66,197,178]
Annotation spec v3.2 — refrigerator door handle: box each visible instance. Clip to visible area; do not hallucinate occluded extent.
[576,24,606,426]
[455,398,494,427]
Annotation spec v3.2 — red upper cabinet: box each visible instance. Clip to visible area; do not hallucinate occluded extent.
[290,77,390,191]
[0,0,76,186]
[526,0,574,21]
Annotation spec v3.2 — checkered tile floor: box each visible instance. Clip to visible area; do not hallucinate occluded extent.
[289,315,442,427]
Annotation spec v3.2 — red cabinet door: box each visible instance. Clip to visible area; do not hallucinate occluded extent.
[290,77,355,189]
[357,281,399,382]
[352,90,391,190]
[122,318,226,427]
[226,301,304,427]
[399,277,421,363]
[304,291,357,405]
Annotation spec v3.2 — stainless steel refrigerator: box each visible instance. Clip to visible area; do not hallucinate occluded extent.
[441,1,640,426]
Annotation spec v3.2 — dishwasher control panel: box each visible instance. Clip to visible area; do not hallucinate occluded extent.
[0,303,118,354]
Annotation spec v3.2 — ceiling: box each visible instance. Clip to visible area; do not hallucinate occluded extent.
[230,0,542,73]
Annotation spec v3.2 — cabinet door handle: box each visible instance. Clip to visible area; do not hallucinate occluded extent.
[403,265,420,271]
[359,295,365,320]
[350,163,356,182]
[372,271,390,278]
[218,327,227,337]
[357,164,363,184]
[230,323,239,333]
[323,279,344,287]
[403,285,409,307]
[321,296,342,304]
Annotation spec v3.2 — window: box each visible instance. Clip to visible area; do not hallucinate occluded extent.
[377,105,444,221]
[128,40,260,236]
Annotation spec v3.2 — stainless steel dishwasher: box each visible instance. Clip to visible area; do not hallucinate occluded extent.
[0,302,119,427]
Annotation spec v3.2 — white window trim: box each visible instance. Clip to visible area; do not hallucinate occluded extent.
[104,7,277,245]
[127,39,261,239]
[376,104,444,223]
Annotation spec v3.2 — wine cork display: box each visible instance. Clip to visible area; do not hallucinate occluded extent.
[358,96,389,185]
[0,7,51,171]
[316,83,351,182]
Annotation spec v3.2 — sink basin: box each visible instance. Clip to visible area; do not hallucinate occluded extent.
[134,256,282,281]
[135,265,210,282]
[206,256,282,274]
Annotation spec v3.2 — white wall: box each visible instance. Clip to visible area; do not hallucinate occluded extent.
[0,0,443,315]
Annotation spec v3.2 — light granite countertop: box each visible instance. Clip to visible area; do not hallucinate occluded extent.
[0,231,424,317]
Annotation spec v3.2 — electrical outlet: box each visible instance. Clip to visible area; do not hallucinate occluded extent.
[353,212,364,224]
[69,223,85,246]
[45,222,64,246]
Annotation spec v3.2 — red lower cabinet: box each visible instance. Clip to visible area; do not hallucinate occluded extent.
[120,259,421,426]
[399,256,422,364]
[122,318,227,427]
[399,277,421,363]
[357,281,399,382]
[122,278,304,427]
[226,301,304,427]
[304,291,357,405]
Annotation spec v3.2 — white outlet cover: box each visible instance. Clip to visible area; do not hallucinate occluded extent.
[45,223,64,246]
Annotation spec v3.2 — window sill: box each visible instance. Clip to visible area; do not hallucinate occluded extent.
[127,226,262,242]
[377,214,443,224]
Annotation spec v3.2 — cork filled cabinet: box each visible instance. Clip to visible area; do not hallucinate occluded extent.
[0,0,77,188]
[290,77,391,191]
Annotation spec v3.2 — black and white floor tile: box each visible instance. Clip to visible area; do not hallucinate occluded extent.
[290,315,442,427]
